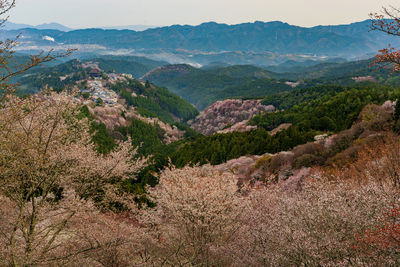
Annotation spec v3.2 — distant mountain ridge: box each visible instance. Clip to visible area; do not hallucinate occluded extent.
[100,25,160,31]
[4,20,399,55]
[2,19,399,66]
[4,21,160,32]
[3,21,73,31]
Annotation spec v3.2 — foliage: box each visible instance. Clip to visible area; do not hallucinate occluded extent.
[393,99,400,133]
[334,134,400,262]
[252,85,398,132]
[2,1,400,265]
[146,64,291,109]
[16,60,86,94]
[78,105,116,155]
[172,121,201,138]
[90,56,166,78]
[111,78,198,123]
[171,127,315,167]
[261,84,346,110]
[169,84,399,170]
[370,7,400,72]
[356,202,400,258]
[116,118,184,195]
[117,118,164,158]
[90,121,116,154]
[1,94,399,266]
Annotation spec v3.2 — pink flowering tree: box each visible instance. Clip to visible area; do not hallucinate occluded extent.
[370,6,400,71]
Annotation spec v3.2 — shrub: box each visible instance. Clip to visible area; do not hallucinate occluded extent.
[268,152,294,173]
[358,104,393,132]
[254,154,273,169]
[326,144,363,167]
[293,153,325,169]
[293,142,324,157]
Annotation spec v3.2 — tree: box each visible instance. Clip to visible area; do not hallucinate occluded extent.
[393,100,400,133]
[95,97,104,106]
[0,1,145,265]
[370,6,400,72]
[370,7,400,134]
[0,2,74,102]
[141,165,245,265]
[0,92,144,265]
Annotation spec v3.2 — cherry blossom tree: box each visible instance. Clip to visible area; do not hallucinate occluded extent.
[141,165,245,266]
[370,6,400,71]
[0,92,145,265]
[0,0,74,102]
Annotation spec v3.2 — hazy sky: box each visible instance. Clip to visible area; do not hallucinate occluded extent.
[8,0,395,28]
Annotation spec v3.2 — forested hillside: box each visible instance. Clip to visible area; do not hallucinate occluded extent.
[16,56,167,93]
[90,56,167,78]
[144,57,400,109]
[110,78,198,123]
[144,64,291,109]
[170,84,399,166]
[15,59,198,122]
[284,58,400,86]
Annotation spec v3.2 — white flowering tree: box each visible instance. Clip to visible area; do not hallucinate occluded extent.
[141,165,245,265]
[0,92,145,265]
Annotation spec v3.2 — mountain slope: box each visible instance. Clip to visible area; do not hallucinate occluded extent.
[144,57,400,109]
[283,59,400,87]
[87,56,167,78]
[15,59,198,123]
[144,64,291,109]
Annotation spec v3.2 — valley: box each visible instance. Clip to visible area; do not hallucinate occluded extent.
[17,54,400,192]
[1,2,400,264]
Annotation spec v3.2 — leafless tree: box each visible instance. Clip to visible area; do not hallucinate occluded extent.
[0,0,74,102]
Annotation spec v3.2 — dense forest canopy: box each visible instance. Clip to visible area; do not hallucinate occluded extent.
[145,60,400,109]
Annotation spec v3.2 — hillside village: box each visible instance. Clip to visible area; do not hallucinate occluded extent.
[59,61,194,145]
[78,61,137,105]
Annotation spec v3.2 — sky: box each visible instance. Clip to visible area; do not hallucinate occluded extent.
[8,0,396,29]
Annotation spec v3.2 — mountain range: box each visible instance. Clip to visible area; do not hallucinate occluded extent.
[1,20,398,67]
[100,25,160,31]
[3,21,159,32]
[3,22,73,31]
